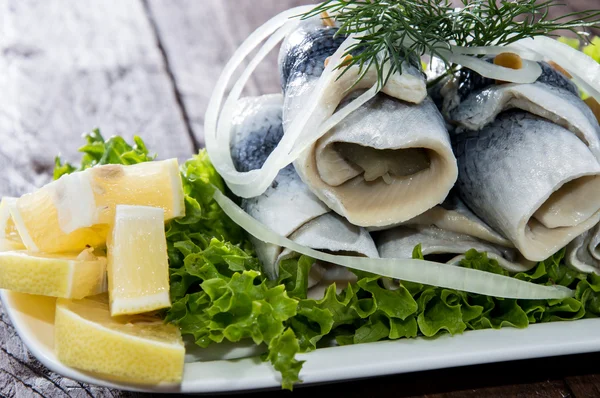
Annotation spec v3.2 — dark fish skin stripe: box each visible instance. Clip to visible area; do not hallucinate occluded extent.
[536,62,579,96]
[280,26,347,92]
[230,106,284,173]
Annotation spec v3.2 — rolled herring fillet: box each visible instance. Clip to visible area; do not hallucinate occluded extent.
[278,17,458,228]
[230,94,378,280]
[446,63,600,261]
[376,225,535,273]
[452,109,600,262]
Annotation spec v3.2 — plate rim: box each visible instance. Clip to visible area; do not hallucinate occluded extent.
[4,288,600,394]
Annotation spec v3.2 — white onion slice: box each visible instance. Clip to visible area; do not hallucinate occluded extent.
[512,36,600,103]
[437,49,542,83]
[205,4,380,198]
[204,5,318,189]
[214,22,302,195]
[212,189,574,300]
[448,44,544,61]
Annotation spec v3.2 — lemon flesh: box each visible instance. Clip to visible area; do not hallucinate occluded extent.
[0,197,25,251]
[55,294,184,384]
[12,159,185,253]
[108,205,171,316]
[0,249,107,299]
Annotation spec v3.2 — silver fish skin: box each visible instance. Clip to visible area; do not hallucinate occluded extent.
[566,224,600,273]
[278,212,376,299]
[278,17,457,228]
[230,94,378,279]
[369,190,514,248]
[450,82,600,160]
[433,61,579,118]
[453,111,600,262]
[376,225,535,272]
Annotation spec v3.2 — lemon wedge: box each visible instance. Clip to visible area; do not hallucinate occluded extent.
[107,205,171,316]
[0,249,107,299]
[12,159,185,253]
[55,294,184,384]
[0,197,26,251]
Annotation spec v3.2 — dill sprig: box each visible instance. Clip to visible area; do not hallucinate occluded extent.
[300,0,600,87]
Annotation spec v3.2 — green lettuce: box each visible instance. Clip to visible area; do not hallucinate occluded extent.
[54,133,600,391]
[276,248,600,358]
[53,134,307,389]
[583,37,600,64]
[53,129,155,180]
[557,36,600,100]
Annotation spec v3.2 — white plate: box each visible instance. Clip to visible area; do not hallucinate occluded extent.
[3,288,600,394]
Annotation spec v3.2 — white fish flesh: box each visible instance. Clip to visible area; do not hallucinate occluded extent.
[566,224,600,273]
[370,190,513,248]
[376,225,536,273]
[230,94,378,280]
[278,17,458,228]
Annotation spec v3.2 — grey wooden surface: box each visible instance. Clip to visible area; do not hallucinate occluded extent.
[0,0,599,397]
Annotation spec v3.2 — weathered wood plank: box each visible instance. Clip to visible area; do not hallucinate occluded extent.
[0,0,193,396]
[565,375,600,398]
[145,0,315,146]
[0,0,194,197]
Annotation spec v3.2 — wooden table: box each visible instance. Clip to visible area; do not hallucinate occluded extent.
[1,1,599,397]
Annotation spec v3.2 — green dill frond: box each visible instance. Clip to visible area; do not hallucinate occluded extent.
[299,0,600,87]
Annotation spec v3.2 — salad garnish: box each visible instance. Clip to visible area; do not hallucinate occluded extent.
[53,133,600,390]
[300,0,600,88]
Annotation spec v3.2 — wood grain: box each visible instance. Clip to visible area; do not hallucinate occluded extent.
[0,0,193,396]
[145,0,315,146]
[0,0,194,197]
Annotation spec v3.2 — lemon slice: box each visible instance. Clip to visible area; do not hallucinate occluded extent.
[12,159,185,253]
[0,249,107,299]
[55,294,184,384]
[0,197,26,251]
[107,205,171,316]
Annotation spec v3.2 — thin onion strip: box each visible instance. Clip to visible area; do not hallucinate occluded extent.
[212,189,574,300]
[205,5,317,187]
[512,36,600,103]
[448,44,544,61]
[215,21,302,195]
[438,49,542,83]
[205,6,374,198]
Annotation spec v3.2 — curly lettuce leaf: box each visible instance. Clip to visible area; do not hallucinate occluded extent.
[166,151,248,271]
[53,129,155,180]
[54,134,306,390]
[54,133,600,391]
[164,153,307,390]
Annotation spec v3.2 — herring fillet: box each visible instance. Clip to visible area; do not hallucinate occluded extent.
[445,65,600,263]
[450,82,600,160]
[376,225,535,273]
[278,17,458,228]
[369,190,514,248]
[453,111,600,262]
[566,224,600,273]
[230,94,378,280]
